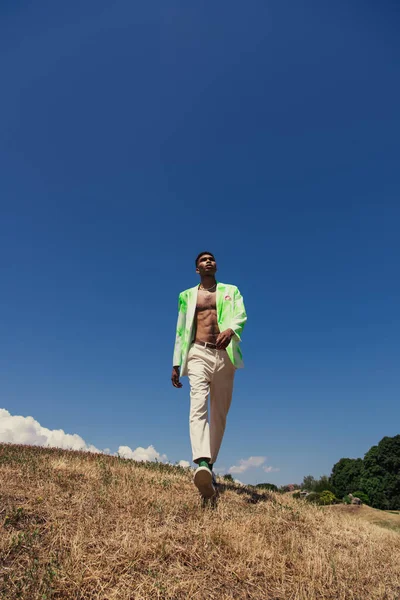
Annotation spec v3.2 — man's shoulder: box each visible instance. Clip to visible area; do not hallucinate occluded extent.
[178,285,198,298]
[217,282,239,292]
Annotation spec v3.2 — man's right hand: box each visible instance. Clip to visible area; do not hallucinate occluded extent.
[171,366,182,388]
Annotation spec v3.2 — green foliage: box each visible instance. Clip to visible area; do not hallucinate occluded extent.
[255,483,278,492]
[304,492,320,504]
[319,490,336,505]
[302,475,316,491]
[313,476,336,494]
[223,474,234,482]
[301,490,339,506]
[320,435,400,510]
[343,495,351,505]
[302,475,336,494]
[330,458,363,498]
[292,491,301,499]
[360,436,400,510]
[352,491,370,505]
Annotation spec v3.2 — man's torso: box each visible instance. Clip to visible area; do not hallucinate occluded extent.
[194,288,220,344]
[174,282,245,375]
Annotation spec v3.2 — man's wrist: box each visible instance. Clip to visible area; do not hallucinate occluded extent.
[173,365,180,370]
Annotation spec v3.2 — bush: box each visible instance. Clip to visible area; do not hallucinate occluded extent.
[343,495,351,505]
[292,491,301,499]
[305,492,320,504]
[256,483,278,492]
[319,490,336,505]
[352,491,370,505]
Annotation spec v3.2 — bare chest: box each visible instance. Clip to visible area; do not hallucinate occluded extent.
[196,289,217,312]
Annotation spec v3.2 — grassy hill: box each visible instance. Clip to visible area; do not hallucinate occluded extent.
[326,503,400,534]
[1,444,400,599]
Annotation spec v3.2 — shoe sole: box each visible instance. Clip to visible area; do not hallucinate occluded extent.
[194,467,215,498]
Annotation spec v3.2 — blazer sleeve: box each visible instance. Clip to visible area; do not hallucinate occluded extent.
[173,292,187,368]
[230,287,247,342]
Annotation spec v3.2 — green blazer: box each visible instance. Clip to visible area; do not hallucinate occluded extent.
[173,282,247,376]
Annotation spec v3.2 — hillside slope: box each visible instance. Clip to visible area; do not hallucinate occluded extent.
[1,444,400,600]
[326,503,400,533]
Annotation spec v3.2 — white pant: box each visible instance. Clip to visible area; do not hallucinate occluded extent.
[187,343,236,464]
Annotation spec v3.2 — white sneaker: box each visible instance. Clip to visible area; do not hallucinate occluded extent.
[194,466,215,498]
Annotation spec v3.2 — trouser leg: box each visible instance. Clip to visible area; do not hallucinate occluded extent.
[209,350,235,465]
[187,345,213,463]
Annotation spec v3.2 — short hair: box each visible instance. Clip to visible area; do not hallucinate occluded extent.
[195,251,216,267]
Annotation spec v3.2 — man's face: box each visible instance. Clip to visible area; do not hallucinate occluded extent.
[196,254,217,276]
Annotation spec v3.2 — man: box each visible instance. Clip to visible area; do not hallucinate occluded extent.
[171,252,247,499]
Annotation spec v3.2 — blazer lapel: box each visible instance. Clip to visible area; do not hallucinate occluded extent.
[216,282,223,323]
[185,285,198,338]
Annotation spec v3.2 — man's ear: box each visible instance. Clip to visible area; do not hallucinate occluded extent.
[195,267,200,274]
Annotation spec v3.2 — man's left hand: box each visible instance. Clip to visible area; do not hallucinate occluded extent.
[216,329,235,349]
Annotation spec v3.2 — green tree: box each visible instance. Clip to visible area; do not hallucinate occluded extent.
[330,458,363,498]
[302,475,335,494]
[313,475,336,494]
[223,474,234,482]
[255,483,278,492]
[301,475,316,491]
[360,436,400,510]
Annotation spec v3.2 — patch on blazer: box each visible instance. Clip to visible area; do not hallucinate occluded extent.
[224,294,232,301]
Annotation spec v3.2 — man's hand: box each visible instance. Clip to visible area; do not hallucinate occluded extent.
[216,329,235,350]
[171,366,182,388]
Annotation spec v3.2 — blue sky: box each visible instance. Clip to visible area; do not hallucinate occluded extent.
[1,1,399,485]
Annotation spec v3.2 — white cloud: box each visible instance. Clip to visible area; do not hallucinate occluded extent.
[229,456,266,474]
[117,444,168,463]
[263,465,280,473]
[0,408,189,467]
[0,408,101,453]
[213,466,226,474]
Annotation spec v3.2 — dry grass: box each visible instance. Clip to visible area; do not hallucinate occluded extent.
[325,504,400,534]
[1,444,400,599]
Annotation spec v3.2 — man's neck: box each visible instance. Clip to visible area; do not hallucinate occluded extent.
[199,275,217,290]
